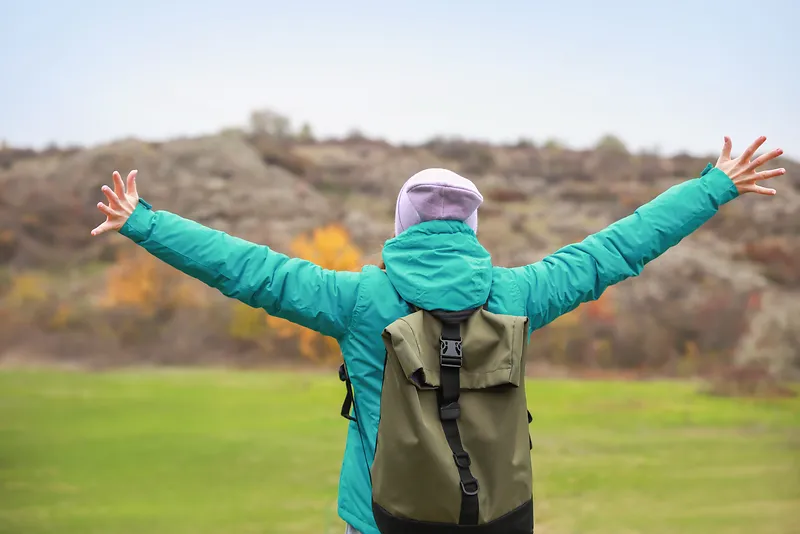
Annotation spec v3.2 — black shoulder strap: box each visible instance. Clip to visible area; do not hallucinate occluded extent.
[338,362,375,489]
[437,316,480,525]
[338,363,356,422]
[528,410,533,450]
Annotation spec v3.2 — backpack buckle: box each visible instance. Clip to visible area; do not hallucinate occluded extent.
[453,451,471,468]
[440,354,463,368]
[439,337,463,368]
[460,477,480,496]
[439,402,461,421]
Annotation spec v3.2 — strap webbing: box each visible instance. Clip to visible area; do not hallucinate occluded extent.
[338,363,356,422]
[438,320,479,525]
[528,410,533,450]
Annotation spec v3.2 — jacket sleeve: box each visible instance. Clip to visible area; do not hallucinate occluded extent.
[119,199,360,339]
[511,165,739,331]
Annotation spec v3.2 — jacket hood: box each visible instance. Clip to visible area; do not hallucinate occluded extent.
[382,220,493,311]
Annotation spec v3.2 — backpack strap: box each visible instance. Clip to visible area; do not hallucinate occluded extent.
[338,363,357,423]
[432,311,480,526]
[528,410,533,450]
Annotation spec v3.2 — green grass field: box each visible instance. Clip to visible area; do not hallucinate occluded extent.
[0,369,797,534]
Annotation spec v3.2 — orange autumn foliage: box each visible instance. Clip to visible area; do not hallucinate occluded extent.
[584,289,616,323]
[266,224,363,363]
[5,272,49,307]
[101,248,207,315]
[537,287,617,365]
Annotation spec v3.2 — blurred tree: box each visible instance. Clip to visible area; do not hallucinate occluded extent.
[345,128,367,142]
[101,249,206,316]
[0,229,17,264]
[514,137,536,148]
[249,109,292,138]
[542,138,564,151]
[265,224,363,363]
[297,122,315,142]
[228,302,272,350]
[532,287,617,368]
[584,288,616,323]
[595,133,629,154]
[48,303,78,331]
[5,272,48,307]
[0,271,68,332]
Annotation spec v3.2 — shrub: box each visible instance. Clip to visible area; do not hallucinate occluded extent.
[263,224,363,364]
[249,134,315,177]
[100,248,207,316]
[0,271,64,339]
[595,134,628,154]
[424,137,496,175]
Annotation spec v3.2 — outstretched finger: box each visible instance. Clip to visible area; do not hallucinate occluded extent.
[739,136,767,163]
[102,185,122,208]
[96,202,116,218]
[754,168,786,181]
[112,171,125,199]
[126,170,138,198]
[740,183,777,196]
[91,220,116,236]
[751,184,777,196]
[746,148,784,171]
[719,136,732,162]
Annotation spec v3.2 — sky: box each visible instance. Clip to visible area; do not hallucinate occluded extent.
[1,0,797,158]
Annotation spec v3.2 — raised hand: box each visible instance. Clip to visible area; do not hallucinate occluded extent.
[91,170,139,236]
[716,136,785,196]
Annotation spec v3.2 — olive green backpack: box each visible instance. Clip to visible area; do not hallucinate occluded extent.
[348,303,535,533]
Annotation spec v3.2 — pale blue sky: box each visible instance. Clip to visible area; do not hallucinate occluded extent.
[1,0,797,156]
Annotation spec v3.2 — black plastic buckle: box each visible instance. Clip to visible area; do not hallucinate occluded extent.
[338,363,347,382]
[453,451,471,469]
[439,337,463,368]
[439,402,461,421]
[460,477,479,496]
[441,355,463,368]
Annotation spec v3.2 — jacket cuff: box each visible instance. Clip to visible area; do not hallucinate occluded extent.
[700,165,739,207]
[119,198,155,243]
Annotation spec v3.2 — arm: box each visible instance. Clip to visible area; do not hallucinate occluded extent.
[92,171,360,339]
[512,129,788,331]
[120,202,360,338]
[512,165,737,330]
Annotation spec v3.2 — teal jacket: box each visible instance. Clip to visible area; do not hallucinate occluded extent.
[120,165,738,534]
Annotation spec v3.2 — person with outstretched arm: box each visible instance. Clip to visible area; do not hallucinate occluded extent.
[92,136,785,534]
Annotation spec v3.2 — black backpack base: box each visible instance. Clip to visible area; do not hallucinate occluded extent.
[373,499,533,534]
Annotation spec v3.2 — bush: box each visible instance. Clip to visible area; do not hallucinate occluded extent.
[595,134,628,154]
[101,248,207,316]
[741,237,800,286]
[248,135,315,177]
[424,137,496,175]
[485,187,529,203]
[263,224,364,364]
[704,363,797,398]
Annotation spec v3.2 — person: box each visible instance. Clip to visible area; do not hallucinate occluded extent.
[92,136,784,534]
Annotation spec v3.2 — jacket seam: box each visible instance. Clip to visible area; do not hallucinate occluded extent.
[339,269,366,340]
[507,270,528,326]
[343,265,376,345]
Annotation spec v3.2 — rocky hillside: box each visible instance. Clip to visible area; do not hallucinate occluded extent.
[0,132,798,380]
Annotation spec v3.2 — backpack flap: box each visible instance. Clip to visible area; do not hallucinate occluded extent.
[382,308,528,391]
